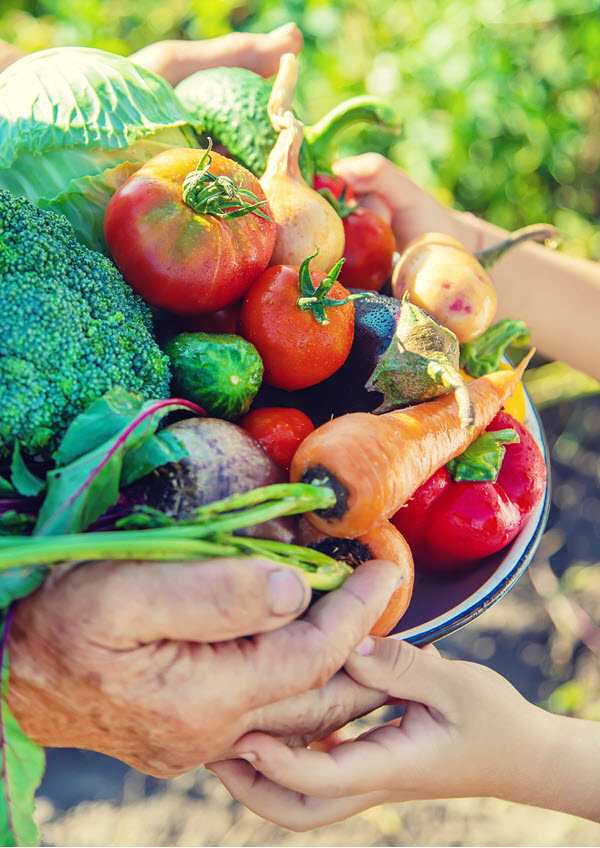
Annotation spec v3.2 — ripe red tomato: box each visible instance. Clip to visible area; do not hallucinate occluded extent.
[337,206,396,292]
[313,173,395,292]
[238,407,315,474]
[104,147,276,315]
[313,173,355,203]
[239,255,357,391]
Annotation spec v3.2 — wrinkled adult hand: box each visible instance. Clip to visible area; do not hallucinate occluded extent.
[130,23,303,86]
[7,556,400,778]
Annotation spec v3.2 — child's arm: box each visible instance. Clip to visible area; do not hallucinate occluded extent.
[333,154,600,382]
[129,23,302,86]
[0,24,302,84]
[208,637,600,831]
[0,40,24,72]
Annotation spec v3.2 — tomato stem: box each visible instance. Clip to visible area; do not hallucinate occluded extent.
[182,139,272,221]
[317,184,357,219]
[296,251,366,324]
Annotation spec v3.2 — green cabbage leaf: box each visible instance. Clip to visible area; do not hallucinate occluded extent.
[0,47,198,251]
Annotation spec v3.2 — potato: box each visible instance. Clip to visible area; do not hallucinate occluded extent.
[392,233,497,342]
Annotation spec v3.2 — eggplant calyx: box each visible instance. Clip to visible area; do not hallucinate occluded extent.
[366,296,475,429]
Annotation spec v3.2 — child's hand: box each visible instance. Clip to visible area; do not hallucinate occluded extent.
[332,154,464,251]
[207,636,564,831]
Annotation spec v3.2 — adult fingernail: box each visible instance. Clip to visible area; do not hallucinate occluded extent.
[268,570,309,615]
[355,636,375,656]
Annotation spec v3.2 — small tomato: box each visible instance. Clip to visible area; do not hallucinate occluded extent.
[314,174,396,292]
[337,205,396,292]
[239,252,360,391]
[238,407,315,474]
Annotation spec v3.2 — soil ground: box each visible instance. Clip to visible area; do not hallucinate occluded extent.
[36,396,600,847]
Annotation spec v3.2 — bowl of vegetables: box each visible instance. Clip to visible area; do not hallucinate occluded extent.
[391,384,550,646]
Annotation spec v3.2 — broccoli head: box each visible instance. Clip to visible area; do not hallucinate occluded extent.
[0,189,171,458]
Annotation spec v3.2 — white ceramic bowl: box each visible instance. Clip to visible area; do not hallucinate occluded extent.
[391,385,551,646]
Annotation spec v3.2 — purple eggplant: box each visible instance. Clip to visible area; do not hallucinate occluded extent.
[250,291,402,425]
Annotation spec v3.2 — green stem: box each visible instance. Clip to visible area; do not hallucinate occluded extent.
[188,483,336,519]
[460,319,530,378]
[296,252,366,324]
[305,96,400,168]
[182,139,271,220]
[221,537,353,590]
[0,532,350,591]
[0,537,236,569]
[0,484,347,591]
[316,185,357,220]
[475,224,559,270]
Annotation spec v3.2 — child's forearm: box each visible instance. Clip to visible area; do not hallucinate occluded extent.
[452,211,600,380]
[0,40,24,72]
[499,707,600,822]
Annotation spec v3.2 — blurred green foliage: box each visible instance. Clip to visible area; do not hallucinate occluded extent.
[2,0,599,259]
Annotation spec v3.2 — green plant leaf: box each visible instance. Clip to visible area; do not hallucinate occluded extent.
[0,614,46,847]
[0,47,191,169]
[9,447,45,499]
[52,387,149,466]
[35,392,196,537]
[120,430,187,487]
[0,479,15,497]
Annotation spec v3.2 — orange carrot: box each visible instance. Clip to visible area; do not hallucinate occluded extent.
[297,518,414,636]
[290,351,534,537]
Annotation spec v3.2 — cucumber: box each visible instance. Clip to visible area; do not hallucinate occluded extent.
[176,67,313,181]
[165,332,263,420]
[176,67,397,180]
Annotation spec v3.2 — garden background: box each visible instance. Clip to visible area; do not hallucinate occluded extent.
[2,0,600,845]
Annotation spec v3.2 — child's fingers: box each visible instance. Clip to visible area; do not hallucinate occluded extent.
[357,194,393,226]
[345,637,454,718]
[207,758,387,831]
[230,725,411,798]
[332,153,406,198]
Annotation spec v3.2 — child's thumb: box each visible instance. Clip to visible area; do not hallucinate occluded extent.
[345,637,450,714]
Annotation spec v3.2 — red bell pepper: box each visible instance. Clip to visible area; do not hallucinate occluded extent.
[391,411,547,574]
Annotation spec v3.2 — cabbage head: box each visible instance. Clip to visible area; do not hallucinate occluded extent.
[0,46,199,252]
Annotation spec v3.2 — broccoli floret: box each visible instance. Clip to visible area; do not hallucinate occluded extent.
[0,190,171,458]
